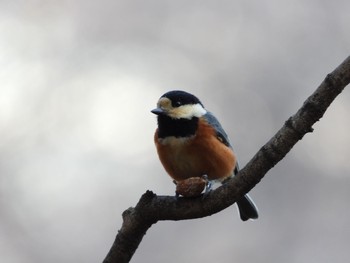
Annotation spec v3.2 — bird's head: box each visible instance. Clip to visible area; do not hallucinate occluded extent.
[151,90,207,119]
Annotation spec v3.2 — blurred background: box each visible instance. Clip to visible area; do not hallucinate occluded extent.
[1,1,349,262]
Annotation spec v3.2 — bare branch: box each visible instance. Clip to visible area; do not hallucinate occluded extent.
[103,56,350,263]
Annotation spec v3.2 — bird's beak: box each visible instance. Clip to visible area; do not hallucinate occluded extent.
[151,107,165,115]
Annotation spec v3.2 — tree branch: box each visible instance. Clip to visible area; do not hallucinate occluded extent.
[103,56,350,263]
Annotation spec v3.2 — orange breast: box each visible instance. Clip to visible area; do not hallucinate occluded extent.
[155,119,236,182]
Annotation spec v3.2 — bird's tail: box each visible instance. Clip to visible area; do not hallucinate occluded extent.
[236,194,259,221]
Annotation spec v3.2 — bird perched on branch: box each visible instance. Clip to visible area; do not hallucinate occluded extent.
[151,90,258,221]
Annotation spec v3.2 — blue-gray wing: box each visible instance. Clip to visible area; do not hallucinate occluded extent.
[203,112,241,175]
[203,111,233,149]
[204,112,258,220]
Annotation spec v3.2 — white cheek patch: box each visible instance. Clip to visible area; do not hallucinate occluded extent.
[169,103,207,119]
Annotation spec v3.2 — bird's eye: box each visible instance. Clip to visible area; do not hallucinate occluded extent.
[174,101,182,107]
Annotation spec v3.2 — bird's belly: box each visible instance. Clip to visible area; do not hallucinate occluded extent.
[156,136,236,182]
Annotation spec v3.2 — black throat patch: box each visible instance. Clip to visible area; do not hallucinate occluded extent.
[157,115,198,138]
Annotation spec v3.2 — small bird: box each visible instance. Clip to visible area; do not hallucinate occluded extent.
[151,90,258,221]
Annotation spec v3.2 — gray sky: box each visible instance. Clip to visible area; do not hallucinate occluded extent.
[1,1,350,263]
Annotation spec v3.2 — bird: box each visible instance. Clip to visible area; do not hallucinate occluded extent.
[151,90,258,221]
